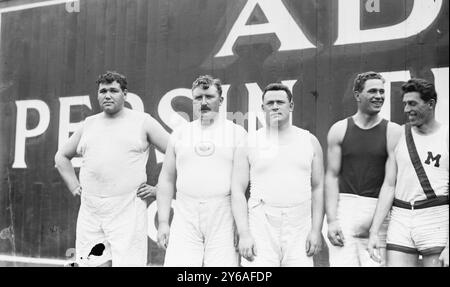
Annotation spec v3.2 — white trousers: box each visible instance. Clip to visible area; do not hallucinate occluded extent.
[75,192,148,267]
[241,198,314,267]
[163,193,239,267]
[327,193,389,267]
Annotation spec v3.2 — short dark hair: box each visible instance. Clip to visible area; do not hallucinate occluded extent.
[401,78,437,103]
[353,71,385,93]
[262,83,293,102]
[192,75,222,97]
[96,71,128,91]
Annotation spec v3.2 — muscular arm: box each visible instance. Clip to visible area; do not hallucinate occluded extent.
[231,138,257,260]
[156,135,177,249]
[310,135,325,234]
[145,115,169,153]
[54,127,83,195]
[305,135,325,256]
[231,139,250,237]
[369,123,401,235]
[368,123,402,261]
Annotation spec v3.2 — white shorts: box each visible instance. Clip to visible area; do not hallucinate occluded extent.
[386,205,449,255]
[75,192,148,267]
[327,193,389,267]
[241,198,313,267]
[163,193,239,267]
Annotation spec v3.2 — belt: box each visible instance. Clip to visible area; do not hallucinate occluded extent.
[393,195,449,210]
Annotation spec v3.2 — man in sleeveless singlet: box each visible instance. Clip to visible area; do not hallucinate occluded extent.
[368,78,449,267]
[156,75,247,266]
[231,83,325,266]
[55,71,169,266]
[325,71,402,266]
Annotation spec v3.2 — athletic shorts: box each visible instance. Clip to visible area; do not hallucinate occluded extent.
[328,193,389,267]
[386,204,449,255]
[163,193,239,267]
[241,198,313,267]
[75,192,148,267]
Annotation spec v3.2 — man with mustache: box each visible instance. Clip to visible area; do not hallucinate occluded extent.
[325,71,402,266]
[231,83,325,266]
[55,71,169,266]
[157,75,247,266]
[368,78,448,267]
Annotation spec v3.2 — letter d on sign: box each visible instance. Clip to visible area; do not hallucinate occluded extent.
[13,100,50,168]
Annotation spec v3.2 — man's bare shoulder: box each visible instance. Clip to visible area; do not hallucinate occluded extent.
[387,121,403,146]
[327,119,348,144]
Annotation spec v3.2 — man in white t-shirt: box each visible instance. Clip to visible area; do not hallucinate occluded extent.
[55,71,169,267]
[231,83,325,266]
[157,75,247,266]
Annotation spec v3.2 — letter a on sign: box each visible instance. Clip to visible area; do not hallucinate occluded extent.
[215,0,315,57]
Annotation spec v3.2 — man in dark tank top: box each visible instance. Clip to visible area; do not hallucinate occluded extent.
[325,71,402,266]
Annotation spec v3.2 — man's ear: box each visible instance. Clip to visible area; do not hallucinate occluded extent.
[290,101,294,111]
[428,98,436,109]
[219,96,223,105]
[354,91,360,102]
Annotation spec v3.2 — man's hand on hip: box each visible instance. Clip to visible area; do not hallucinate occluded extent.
[137,183,157,199]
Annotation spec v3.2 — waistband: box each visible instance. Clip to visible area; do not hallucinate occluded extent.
[176,192,231,203]
[248,197,310,208]
[393,195,449,210]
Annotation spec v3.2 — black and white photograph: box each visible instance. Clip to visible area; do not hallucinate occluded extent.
[0,0,448,275]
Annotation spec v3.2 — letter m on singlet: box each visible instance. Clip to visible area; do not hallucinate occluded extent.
[424,152,441,167]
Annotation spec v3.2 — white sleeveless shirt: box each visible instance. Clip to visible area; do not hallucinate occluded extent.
[394,124,449,202]
[77,109,150,197]
[248,126,314,207]
[171,119,247,200]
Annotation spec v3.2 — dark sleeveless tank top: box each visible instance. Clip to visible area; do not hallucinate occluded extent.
[338,117,388,198]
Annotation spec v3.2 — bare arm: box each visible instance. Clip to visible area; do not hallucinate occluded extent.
[325,121,345,223]
[324,120,346,246]
[231,137,258,261]
[310,135,325,234]
[305,135,325,256]
[145,115,169,153]
[54,127,83,196]
[231,139,250,237]
[156,135,177,249]
[368,122,402,262]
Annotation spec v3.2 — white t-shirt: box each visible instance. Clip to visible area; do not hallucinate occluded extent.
[77,109,151,197]
[171,119,247,200]
[248,126,314,207]
[394,124,449,202]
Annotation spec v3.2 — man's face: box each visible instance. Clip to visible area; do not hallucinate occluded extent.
[403,91,434,126]
[356,79,385,115]
[192,85,222,121]
[262,90,293,127]
[97,81,127,115]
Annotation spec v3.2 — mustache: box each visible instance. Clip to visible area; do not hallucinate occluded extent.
[201,105,210,111]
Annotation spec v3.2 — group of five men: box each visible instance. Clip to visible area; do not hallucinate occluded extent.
[55,71,448,267]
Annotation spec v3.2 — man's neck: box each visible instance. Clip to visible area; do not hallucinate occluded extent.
[353,111,382,129]
[200,115,221,127]
[413,117,439,135]
[103,107,126,119]
[266,121,292,139]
